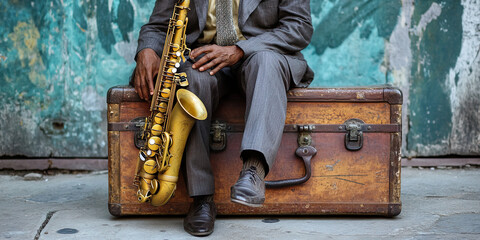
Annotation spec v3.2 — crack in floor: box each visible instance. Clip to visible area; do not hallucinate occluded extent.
[34,211,57,240]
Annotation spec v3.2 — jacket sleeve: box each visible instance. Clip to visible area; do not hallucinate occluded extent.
[235,0,313,57]
[135,0,177,59]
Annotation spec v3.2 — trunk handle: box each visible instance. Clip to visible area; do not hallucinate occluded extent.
[265,145,316,188]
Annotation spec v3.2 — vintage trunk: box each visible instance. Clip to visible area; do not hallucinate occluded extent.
[107,85,402,216]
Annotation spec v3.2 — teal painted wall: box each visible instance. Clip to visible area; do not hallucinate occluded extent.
[305,0,401,87]
[0,0,155,157]
[1,0,479,157]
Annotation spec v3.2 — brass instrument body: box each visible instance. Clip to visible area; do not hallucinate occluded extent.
[135,0,207,206]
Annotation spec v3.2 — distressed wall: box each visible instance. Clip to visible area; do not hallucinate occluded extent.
[0,0,479,158]
[0,0,155,157]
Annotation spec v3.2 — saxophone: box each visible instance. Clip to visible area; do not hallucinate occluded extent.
[135,0,207,206]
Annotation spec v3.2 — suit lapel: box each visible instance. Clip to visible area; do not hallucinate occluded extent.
[239,0,262,26]
[195,0,209,30]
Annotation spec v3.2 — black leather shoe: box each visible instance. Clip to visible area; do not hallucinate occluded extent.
[230,166,265,207]
[183,197,216,236]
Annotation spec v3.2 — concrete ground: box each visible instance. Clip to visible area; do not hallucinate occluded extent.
[1,167,479,240]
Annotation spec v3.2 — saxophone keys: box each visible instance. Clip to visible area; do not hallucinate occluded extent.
[151,124,163,136]
[148,136,161,151]
[176,72,189,87]
[139,151,147,161]
[164,80,173,88]
[171,43,180,52]
[137,189,150,203]
[150,179,159,194]
[154,112,165,124]
[143,159,158,174]
[175,19,184,28]
[146,149,155,157]
[158,102,168,113]
[160,88,171,98]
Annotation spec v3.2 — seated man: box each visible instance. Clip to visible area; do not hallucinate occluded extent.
[132,0,314,236]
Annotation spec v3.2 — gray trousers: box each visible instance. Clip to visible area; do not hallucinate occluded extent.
[180,51,292,196]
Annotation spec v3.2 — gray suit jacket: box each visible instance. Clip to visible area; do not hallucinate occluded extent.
[136,0,314,87]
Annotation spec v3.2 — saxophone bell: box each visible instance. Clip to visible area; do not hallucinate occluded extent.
[149,89,206,206]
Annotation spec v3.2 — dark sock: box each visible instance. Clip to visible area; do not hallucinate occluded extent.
[243,158,266,180]
[193,194,213,203]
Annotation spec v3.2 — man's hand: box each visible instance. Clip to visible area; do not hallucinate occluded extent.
[133,48,161,100]
[190,45,244,75]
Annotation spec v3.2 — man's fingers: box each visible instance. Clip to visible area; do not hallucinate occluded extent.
[210,62,228,76]
[133,48,162,101]
[193,53,214,70]
[134,68,144,100]
[137,67,149,100]
[140,79,149,101]
[199,57,221,72]
[190,45,239,75]
[146,70,155,97]
[134,84,142,100]
[190,45,213,60]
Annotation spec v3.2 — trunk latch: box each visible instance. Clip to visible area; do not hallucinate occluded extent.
[344,119,364,151]
[133,117,147,149]
[210,120,227,151]
[297,125,315,147]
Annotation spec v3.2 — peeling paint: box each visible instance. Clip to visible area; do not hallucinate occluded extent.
[82,86,107,112]
[304,0,401,86]
[387,0,414,156]
[7,20,47,88]
[408,0,464,156]
[96,0,116,54]
[414,2,442,36]
[447,0,480,155]
[117,0,135,42]
[114,32,137,64]
[0,0,154,157]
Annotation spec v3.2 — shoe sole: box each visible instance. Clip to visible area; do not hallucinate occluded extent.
[186,230,213,237]
[230,198,263,208]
